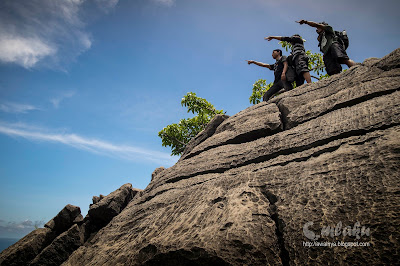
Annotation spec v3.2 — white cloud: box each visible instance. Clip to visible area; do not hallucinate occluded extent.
[50,91,76,109]
[0,0,119,69]
[151,0,175,6]
[0,36,56,68]
[0,220,44,238]
[0,122,177,166]
[0,102,39,114]
[95,0,119,12]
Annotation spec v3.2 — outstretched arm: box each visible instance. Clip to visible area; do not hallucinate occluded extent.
[265,36,283,41]
[296,20,325,30]
[246,60,272,69]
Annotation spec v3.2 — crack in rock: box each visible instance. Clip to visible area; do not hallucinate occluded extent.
[259,188,290,266]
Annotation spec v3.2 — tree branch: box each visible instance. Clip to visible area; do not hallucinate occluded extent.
[310,65,325,71]
[161,133,187,147]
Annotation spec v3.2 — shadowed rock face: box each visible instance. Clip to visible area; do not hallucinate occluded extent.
[88,183,140,227]
[0,228,57,266]
[3,48,400,266]
[44,205,83,234]
[30,224,83,266]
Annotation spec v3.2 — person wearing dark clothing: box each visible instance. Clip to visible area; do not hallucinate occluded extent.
[296,20,356,76]
[265,34,311,84]
[247,49,293,102]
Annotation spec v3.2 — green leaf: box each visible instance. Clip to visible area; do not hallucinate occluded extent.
[159,92,224,156]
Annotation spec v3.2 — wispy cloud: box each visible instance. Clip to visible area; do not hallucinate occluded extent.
[0,0,119,69]
[0,220,45,238]
[0,36,57,68]
[50,91,76,109]
[151,0,175,7]
[0,122,177,166]
[0,102,39,114]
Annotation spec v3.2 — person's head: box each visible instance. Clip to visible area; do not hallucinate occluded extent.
[272,49,282,59]
[316,21,328,34]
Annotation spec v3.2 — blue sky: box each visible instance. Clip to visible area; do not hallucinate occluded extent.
[0,0,399,239]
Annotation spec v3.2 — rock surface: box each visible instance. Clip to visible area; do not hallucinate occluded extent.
[44,204,83,234]
[181,103,282,161]
[0,228,56,266]
[151,167,166,181]
[2,48,400,265]
[181,114,230,158]
[88,183,141,227]
[30,224,83,266]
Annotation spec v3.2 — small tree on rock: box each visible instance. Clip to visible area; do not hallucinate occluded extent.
[158,92,224,156]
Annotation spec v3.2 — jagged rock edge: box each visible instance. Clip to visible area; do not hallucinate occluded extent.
[182,72,399,161]
[276,78,400,130]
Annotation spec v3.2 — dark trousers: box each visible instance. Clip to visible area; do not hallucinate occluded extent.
[263,80,293,102]
[324,42,349,76]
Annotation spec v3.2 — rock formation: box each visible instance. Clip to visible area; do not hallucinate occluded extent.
[1,48,399,265]
[0,184,140,266]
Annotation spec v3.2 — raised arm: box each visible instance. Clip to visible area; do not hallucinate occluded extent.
[296,20,325,30]
[264,36,283,41]
[246,60,272,69]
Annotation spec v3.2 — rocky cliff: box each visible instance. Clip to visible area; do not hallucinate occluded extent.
[1,48,399,265]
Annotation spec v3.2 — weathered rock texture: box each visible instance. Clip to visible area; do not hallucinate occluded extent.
[88,183,140,227]
[44,204,83,234]
[30,224,83,266]
[0,228,56,266]
[2,48,400,265]
[151,167,166,181]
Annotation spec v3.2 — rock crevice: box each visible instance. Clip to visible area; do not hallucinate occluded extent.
[259,187,289,266]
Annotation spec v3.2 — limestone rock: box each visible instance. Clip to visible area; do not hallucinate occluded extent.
[62,48,400,265]
[0,204,82,265]
[181,114,230,158]
[92,196,100,205]
[0,228,56,266]
[181,102,282,161]
[362,57,380,66]
[373,47,400,70]
[44,204,83,234]
[151,167,166,182]
[88,183,141,227]
[30,224,82,266]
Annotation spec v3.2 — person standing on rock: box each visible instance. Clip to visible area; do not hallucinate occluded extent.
[264,34,312,85]
[247,49,293,102]
[296,20,356,76]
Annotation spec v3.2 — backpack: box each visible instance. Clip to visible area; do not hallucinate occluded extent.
[335,30,349,50]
